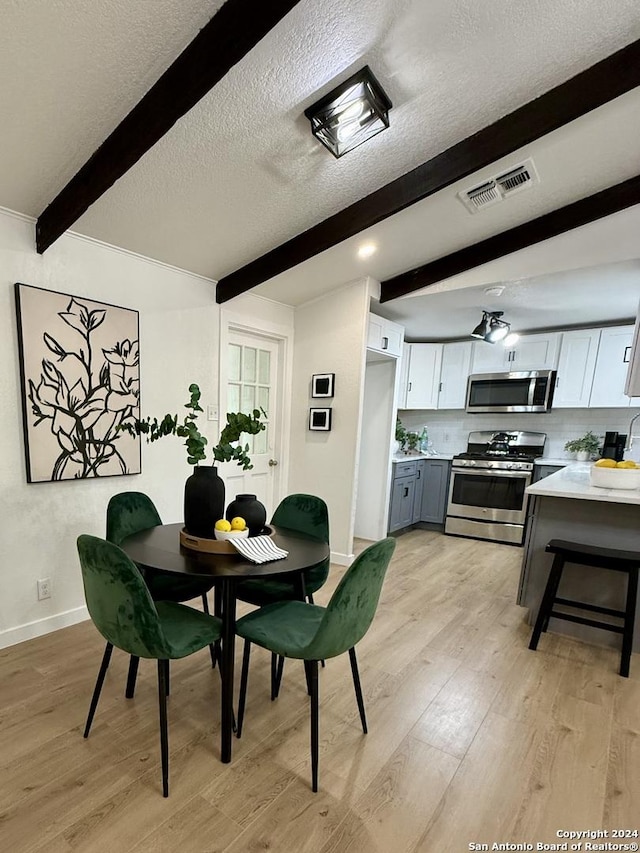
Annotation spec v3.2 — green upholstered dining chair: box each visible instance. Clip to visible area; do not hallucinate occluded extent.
[234,493,331,699]
[77,534,222,797]
[235,536,396,792]
[107,492,218,696]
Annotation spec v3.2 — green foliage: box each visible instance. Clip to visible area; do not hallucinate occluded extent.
[564,431,600,454]
[395,418,408,449]
[118,383,266,468]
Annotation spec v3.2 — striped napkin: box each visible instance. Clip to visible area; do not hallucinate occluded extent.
[230,535,289,564]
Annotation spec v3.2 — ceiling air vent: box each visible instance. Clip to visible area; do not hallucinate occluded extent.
[458,158,538,213]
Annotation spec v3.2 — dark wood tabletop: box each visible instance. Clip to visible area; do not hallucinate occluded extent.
[120,522,329,579]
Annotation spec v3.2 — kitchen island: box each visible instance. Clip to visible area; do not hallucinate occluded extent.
[519,462,640,652]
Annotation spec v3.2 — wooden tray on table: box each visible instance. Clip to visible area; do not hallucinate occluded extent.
[179,526,273,554]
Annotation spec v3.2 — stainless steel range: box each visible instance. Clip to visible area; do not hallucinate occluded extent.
[445,430,546,545]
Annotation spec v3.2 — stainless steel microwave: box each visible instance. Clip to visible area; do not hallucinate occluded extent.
[465,370,556,413]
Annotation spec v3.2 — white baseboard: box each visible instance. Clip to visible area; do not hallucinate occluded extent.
[330,550,354,566]
[0,605,89,649]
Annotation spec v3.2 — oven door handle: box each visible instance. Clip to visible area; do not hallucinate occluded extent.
[451,467,532,482]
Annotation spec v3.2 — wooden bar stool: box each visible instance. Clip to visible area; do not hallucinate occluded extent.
[529,539,639,677]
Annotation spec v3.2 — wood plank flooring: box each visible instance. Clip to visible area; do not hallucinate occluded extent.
[1,530,638,852]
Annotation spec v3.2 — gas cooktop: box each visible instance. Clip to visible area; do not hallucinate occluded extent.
[453,430,547,469]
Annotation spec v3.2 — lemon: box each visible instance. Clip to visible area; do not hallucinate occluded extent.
[214,518,232,532]
[230,516,246,531]
[617,460,637,468]
[594,458,617,468]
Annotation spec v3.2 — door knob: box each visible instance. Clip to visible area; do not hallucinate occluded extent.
[268,459,278,467]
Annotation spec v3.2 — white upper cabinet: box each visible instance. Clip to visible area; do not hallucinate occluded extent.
[470,340,509,373]
[507,332,561,371]
[590,325,638,407]
[553,329,600,408]
[403,343,443,409]
[438,341,472,409]
[367,313,404,358]
[470,332,560,374]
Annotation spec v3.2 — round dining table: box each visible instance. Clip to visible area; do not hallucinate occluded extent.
[120,522,330,763]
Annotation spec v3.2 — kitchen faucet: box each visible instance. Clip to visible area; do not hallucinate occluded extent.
[625,411,640,450]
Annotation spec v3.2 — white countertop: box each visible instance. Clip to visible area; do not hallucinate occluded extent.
[526,462,640,504]
[533,457,572,466]
[392,452,455,462]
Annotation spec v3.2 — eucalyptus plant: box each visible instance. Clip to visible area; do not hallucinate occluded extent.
[119,383,266,468]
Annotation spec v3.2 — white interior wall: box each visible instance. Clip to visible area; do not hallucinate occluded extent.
[355,357,397,540]
[0,209,220,647]
[289,279,370,563]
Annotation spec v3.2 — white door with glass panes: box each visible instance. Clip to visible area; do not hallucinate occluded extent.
[222,332,281,517]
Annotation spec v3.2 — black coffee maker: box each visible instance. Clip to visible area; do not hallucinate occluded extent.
[601,431,627,462]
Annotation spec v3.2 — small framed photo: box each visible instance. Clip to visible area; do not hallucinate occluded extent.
[309,407,332,431]
[311,373,335,398]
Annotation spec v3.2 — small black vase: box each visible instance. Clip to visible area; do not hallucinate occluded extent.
[225,493,267,536]
[184,466,225,537]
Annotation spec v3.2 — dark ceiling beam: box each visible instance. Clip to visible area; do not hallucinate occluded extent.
[36,0,302,254]
[380,175,640,302]
[216,38,640,304]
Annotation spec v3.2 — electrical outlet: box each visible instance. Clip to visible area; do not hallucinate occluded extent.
[207,404,219,421]
[37,578,51,600]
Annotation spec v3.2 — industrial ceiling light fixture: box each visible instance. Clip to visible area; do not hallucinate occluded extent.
[304,66,392,158]
[471,310,511,344]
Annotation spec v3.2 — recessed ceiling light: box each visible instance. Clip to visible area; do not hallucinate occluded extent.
[357,243,377,259]
[484,285,505,296]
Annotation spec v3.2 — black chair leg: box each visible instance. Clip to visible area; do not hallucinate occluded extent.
[621,567,639,678]
[236,640,252,739]
[125,655,140,699]
[271,654,285,700]
[201,593,217,669]
[309,659,319,792]
[157,660,169,798]
[164,659,170,697]
[529,553,564,650]
[84,642,113,738]
[349,647,368,734]
[304,659,312,696]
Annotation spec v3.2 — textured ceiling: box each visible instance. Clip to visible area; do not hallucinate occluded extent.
[1,0,640,329]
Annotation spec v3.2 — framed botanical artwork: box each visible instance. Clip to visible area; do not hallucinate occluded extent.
[14,283,141,482]
[311,373,335,398]
[309,407,332,431]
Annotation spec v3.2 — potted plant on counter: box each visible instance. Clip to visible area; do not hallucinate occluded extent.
[119,383,266,536]
[564,431,601,462]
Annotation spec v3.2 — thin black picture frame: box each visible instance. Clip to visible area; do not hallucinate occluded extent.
[311,373,335,398]
[309,407,332,431]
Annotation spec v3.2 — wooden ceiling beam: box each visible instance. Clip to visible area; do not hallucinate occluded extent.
[380,175,640,302]
[36,0,302,254]
[216,38,640,304]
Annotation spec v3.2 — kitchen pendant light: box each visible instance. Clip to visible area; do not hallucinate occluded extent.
[471,310,511,344]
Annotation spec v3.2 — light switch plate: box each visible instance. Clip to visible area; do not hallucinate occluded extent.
[207,405,219,421]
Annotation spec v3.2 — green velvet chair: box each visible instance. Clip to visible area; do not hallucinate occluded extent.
[235,536,396,792]
[77,534,222,797]
[234,493,331,699]
[107,492,218,695]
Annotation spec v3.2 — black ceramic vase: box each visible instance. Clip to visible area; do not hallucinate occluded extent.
[184,466,225,537]
[225,493,267,536]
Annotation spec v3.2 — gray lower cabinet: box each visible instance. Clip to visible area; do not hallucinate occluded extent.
[419,459,451,524]
[388,459,451,533]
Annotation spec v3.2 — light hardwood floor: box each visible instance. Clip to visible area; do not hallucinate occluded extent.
[1,529,638,852]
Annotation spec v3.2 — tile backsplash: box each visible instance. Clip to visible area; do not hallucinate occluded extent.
[398,407,640,459]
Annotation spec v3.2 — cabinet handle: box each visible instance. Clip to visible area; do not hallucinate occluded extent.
[624,345,631,363]
[417,469,421,479]
[408,381,412,391]
[439,382,442,392]
[381,336,388,350]
[404,487,409,497]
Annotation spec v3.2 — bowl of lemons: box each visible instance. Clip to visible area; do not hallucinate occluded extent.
[590,458,640,489]
[214,516,250,540]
